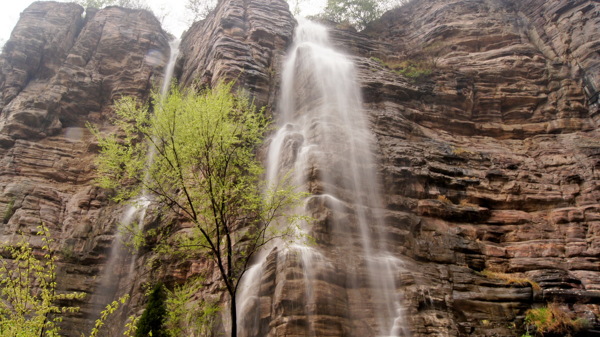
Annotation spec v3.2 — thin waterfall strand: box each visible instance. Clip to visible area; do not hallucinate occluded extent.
[91,38,181,332]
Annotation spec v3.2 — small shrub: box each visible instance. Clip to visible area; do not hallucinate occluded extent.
[0,225,85,336]
[370,57,384,65]
[2,198,15,224]
[526,307,552,332]
[370,57,433,80]
[164,277,219,337]
[524,303,587,336]
[389,59,433,80]
[0,224,129,337]
[451,146,476,156]
[60,245,76,261]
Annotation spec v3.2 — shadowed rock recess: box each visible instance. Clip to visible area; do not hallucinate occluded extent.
[0,0,599,336]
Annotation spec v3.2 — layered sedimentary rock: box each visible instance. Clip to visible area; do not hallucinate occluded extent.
[178,0,295,108]
[0,2,170,335]
[240,0,600,335]
[354,0,600,335]
[1,0,295,335]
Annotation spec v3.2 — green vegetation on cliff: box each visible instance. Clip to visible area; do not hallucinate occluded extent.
[135,284,167,337]
[524,304,591,337]
[0,225,131,337]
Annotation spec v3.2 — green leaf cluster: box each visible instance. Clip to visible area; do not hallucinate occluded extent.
[2,198,15,224]
[524,303,592,336]
[324,0,383,30]
[371,57,434,80]
[0,225,84,337]
[164,277,219,337]
[89,295,130,337]
[0,225,131,337]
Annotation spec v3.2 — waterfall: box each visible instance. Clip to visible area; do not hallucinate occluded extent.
[160,39,181,98]
[126,38,181,275]
[90,38,180,332]
[239,20,410,336]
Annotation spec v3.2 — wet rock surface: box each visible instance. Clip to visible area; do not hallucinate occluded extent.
[0,0,599,336]
[235,0,600,335]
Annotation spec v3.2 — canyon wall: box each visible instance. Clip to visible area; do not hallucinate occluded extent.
[0,0,599,336]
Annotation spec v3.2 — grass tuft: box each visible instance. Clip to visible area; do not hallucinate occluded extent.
[480,270,541,291]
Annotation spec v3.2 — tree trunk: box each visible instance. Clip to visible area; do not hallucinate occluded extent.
[230,294,237,337]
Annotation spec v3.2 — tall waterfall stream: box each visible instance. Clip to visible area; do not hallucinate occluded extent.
[238,20,409,337]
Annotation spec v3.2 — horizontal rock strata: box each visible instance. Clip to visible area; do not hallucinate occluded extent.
[0,2,169,335]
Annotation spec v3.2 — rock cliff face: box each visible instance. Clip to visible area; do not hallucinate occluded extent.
[0,0,599,336]
[232,0,600,335]
[178,0,294,108]
[356,0,600,335]
[0,2,170,335]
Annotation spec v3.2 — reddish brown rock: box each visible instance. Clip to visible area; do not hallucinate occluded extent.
[0,2,170,335]
[178,0,295,109]
[341,0,600,335]
[0,3,169,141]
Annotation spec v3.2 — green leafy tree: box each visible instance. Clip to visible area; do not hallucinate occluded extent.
[135,284,167,337]
[323,0,411,30]
[324,0,383,29]
[91,82,304,337]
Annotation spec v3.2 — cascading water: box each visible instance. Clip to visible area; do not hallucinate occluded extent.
[160,39,181,98]
[126,38,180,275]
[90,38,180,332]
[238,20,410,336]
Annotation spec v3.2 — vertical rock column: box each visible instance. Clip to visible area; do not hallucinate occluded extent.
[178,0,295,109]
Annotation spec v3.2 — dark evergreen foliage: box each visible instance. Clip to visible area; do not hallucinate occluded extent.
[136,283,167,337]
